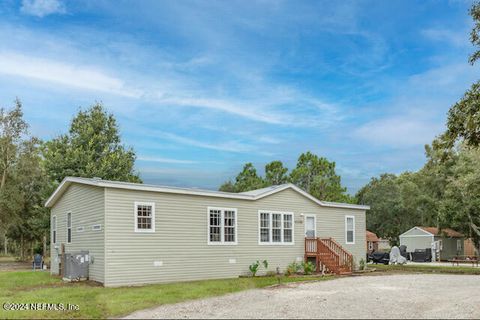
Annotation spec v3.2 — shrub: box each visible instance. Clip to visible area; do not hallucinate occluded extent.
[302,261,315,275]
[286,261,301,276]
[249,261,260,276]
[359,258,366,270]
[262,260,269,269]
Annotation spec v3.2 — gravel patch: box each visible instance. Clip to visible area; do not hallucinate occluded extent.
[124,274,480,319]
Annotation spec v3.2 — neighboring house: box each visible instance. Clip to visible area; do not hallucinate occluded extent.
[45,177,369,287]
[366,230,379,252]
[399,226,464,261]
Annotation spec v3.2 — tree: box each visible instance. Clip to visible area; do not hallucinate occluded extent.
[42,103,141,185]
[219,180,235,192]
[469,1,480,65]
[218,153,351,201]
[290,152,348,202]
[264,161,288,185]
[0,98,28,191]
[445,2,480,146]
[0,100,48,258]
[438,147,480,248]
[356,174,403,243]
[446,81,480,147]
[6,138,50,259]
[232,163,264,192]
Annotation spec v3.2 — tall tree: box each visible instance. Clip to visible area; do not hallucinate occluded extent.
[0,98,28,191]
[0,100,48,257]
[439,146,480,248]
[290,152,348,202]
[42,103,141,184]
[445,2,480,147]
[446,81,480,147]
[264,160,288,185]
[469,1,480,65]
[232,163,264,192]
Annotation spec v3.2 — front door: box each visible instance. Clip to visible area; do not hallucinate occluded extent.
[305,215,316,238]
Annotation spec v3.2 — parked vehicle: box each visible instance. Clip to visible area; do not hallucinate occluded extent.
[367,251,390,265]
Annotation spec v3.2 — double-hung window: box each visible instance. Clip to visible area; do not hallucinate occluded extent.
[134,202,155,233]
[52,216,57,244]
[345,216,355,244]
[258,211,294,245]
[66,212,72,243]
[208,207,237,245]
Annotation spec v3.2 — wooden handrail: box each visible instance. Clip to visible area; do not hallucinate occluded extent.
[320,238,353,271]
[305,237,353,274]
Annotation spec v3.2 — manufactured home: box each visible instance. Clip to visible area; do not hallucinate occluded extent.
[45,177,369,287]
[399,226,464,261]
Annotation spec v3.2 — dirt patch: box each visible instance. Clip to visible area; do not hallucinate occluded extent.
[0,261,31,272]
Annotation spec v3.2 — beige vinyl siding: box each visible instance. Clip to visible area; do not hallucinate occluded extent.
[50,184,105,283]
[104,187,366,287]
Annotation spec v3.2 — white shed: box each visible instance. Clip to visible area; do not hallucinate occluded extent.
[399,226,464,261]
[399,227,434,251]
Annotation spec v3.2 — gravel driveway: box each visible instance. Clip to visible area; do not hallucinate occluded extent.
[124,274,480,319]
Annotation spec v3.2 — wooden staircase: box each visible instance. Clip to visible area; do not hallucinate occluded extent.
[305,237,353,275]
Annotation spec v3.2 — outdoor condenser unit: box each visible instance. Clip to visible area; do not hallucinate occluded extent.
[63,250,89,281]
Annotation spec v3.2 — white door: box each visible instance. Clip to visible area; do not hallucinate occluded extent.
[305,215,316,238]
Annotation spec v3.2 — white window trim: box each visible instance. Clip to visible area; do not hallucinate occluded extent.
[207,207,238,245]
[304,214,317,238]
[52,215,57,244]
[258,210,295,245]
[345,215,355,244]
[66,211,72,244]
[92,224,102,231]
[134,201,156,233]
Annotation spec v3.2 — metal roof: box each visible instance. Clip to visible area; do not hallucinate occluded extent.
[45,176,370,211]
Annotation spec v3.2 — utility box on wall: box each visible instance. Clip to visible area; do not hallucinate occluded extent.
[63,251,89,281]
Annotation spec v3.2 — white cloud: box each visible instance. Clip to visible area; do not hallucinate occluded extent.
[422,27,469,48]
[0,46,342,127]
[0,52,141,98]
[354,116,444,147]
[155,96,287,125]
[159,132,253,153]
[20,0,66,17]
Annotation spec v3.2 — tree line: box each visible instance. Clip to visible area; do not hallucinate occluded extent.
[0,102,140,259]
[218,153,353,203]
[357,2,480,249]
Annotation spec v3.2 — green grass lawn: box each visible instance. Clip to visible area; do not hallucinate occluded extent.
[372,263,480,275]
[0,271,334,319]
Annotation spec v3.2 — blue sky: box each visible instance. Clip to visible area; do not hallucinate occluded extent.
[0,0,478,193]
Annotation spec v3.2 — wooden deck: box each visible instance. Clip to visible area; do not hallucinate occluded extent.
[305,237,353,274]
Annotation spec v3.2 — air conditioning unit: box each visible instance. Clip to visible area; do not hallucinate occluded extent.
[63,251,89,281]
